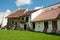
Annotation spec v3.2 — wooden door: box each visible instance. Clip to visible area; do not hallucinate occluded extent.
[43,22,48,32]
[52,21,57,33]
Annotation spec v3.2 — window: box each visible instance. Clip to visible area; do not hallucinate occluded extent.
[15,22,17,25]
[22,18,24,20]
[39,23,40,24]
[39,23,40,28]
[26,17,28,22]
[12,21,14,24]
[12,21,17,25]
[44,22,48,29]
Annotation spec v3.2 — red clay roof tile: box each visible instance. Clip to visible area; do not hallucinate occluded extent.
[32,8,60,22]
[21,9,40,16]
[6,9,26,18]
[7,9,40,18]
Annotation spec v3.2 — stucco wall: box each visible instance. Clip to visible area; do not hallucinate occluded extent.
[0,12,11,28]
[7,18,20,29]
[35,22,44,32]
[47,21,52,33]
[20,16,32,30]
[31,9,42,20]
[20,23,24,30]
[34,20,60,33]
[1,12,11,27]
[57,20,60,33]
[35,21,53,33]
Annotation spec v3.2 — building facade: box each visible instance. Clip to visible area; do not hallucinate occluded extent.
[6,9,39,30]
[32,2,60,33]
[6,2,60,34]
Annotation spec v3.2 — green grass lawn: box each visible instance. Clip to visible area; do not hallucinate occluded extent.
[0,30,60,40]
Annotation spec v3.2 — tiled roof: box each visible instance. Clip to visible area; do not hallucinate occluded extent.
[21,9,40,16]
[7,9,40,18]
[32,8,60,22]
[6,9,26,18]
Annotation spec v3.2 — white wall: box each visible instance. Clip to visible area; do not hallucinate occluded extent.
[57,20,60,33]
[35,20,60,33]
[35,21,53,33]
[0,13,4,25]
[20,23,24,30]
[28,16,33,30]
[35,22,44,32]
[47,21,52,33]
[1,12,11,27]
[20,16,32,30]
[31,9,42,20]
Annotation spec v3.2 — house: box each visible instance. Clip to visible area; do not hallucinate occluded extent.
[0,10,11,29]
[6,2,60,34]
[32,2,60,33]
[6,9,40,30]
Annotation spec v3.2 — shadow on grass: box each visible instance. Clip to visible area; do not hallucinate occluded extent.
[45,33,60,36]
[30,30,60,36]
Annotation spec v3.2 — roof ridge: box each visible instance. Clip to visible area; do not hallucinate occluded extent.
[41,2,60,9]
[41,7,60,14]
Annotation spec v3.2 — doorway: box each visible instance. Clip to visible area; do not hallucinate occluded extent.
[13,21,17,30]
[32,23,35,29]
[24,24,26,30]
[43,22,48,32]
[52,21,57,33]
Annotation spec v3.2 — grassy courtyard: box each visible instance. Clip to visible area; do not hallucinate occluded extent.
[0,30,60,40]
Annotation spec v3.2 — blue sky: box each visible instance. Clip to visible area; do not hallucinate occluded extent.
[0,0,60,12]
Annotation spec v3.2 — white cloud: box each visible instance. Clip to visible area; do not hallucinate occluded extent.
[16,0,32,7]
[34,6,43,9]
[6,9,11,13]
